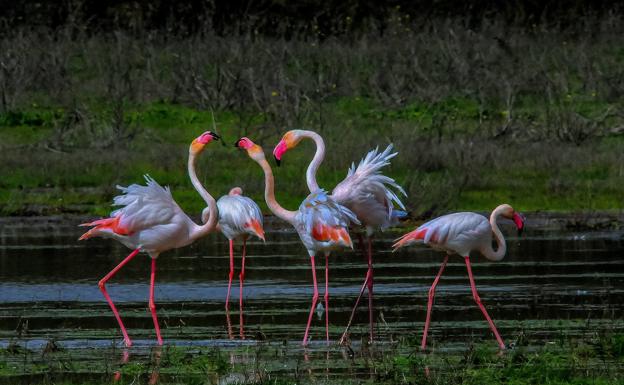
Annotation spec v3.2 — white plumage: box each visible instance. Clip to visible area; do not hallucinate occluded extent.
[332,145,407,234]
[217,192,264,241]
[81,175,199,256]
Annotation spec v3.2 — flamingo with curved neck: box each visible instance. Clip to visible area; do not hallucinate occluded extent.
[273,129,406,344]
[393,204,525,350]
[79,131,220,347]
[236,136,358,346]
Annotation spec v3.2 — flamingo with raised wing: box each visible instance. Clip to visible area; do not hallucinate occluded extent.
[78,131,221,347]
[393,204,525,350]
[235,137,359,345]
[273,130,406,343]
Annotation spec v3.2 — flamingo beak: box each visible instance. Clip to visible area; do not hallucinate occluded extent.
[273,139,287,167]
[513,212,525,236]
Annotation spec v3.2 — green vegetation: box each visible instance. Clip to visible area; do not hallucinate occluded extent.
[2,14,624,217]
[2,332,624,384]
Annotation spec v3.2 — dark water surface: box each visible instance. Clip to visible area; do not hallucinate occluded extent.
[1,215,624,382]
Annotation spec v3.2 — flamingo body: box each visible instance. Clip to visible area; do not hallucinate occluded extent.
[216,190,265,241]
[273,130,405,343]
[236,137,358,345]
[212,187,265,320]
[394,212,492,257]
[393,204,525,350]
[295,189,358,254]
[81,176,199,255]
[79,131,220,347]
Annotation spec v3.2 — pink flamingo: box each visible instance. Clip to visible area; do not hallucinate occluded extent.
[78,131,221,347]
[208,187,264,339]
[203,188,264,311]
[272,130,406,343]
[392,204,526,350]
[235,137,359,346]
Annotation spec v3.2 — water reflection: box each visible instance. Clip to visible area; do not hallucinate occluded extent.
[1,216,624,380]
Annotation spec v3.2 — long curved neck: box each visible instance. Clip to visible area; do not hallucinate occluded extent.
[303,131,325,192]
[188,151,218,241]
[481,207,507,261]
[257,156,297,224]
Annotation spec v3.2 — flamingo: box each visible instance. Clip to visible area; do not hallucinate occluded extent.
[272,130,406,343]
[235,137,359,346]
[392,204,526,350]
[202,188,264,312]
[78,131,221,347]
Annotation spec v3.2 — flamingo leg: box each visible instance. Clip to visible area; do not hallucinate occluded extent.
[421,255,448,350]
[339,269,371,345]
[324,252,330,346]
[239,238,247,339]
[302,255,319,346]
[464,256,506,350]
[99,248,141,347]
[225,239,235,310]
[366,236,374,343]
[149,258,163,345]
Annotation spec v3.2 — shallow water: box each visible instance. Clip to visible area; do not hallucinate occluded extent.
[1,215,624,382]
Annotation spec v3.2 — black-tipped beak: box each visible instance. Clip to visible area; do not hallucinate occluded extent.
[274,155,281,167]
[210,132,221,140]
[234,140,241,148]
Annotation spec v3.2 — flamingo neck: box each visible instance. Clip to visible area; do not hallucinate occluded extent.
[257,156,297,224]
[188,151,218,241]
[482,206,507,261]
[302,130,324,192]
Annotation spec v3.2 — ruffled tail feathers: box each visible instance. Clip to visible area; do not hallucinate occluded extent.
[392,228,426,251]
[78,216,131,240]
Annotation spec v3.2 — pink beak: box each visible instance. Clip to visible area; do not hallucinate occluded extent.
[513,212,525,236]
[273,139,288,166]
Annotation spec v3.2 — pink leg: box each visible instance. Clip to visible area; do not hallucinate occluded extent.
[464,256,506,350]
[339,268,371,344]
[149,258,163,345]
[421,255,449,350]
[366,236,374,343]
[225,240,234,310]
[324,252,330,345]
[99,248,141,347]
[239,239,247,339]
[302,255,319,346]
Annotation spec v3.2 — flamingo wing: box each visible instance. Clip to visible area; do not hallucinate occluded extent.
[80,175,184,239]
[297,189,360,250]
[217,194,265,241]
[393,212,490,254]
[331,144,406,229]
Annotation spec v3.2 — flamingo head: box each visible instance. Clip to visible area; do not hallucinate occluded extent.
[190,131,221,154]
[500,204,525,236]
[272,130,304,166]
[235,137,265,161]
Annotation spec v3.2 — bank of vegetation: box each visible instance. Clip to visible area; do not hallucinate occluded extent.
[1,2,623,216]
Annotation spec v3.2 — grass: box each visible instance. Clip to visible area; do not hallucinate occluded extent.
[2,14,624,217]
[1,98,624,217]
[2,332,624,384]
